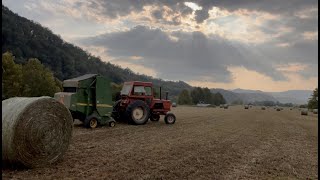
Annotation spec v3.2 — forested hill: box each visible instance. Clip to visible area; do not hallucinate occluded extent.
[2,5,192,97]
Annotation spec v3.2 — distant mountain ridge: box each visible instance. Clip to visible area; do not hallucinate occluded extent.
[231,88,264,94]
[211,88,312,104]
[232,89,312,104]
[266,90,313,104]
[211,88,243,104]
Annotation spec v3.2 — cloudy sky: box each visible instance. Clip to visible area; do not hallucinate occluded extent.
[3,0,318,91]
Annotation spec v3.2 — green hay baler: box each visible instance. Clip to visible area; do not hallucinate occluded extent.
[54,74,115,128]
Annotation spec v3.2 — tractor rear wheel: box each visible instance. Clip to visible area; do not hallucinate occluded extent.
[126,100,150,125]
[164,113,176,124]
[85,115,99,128]
[150,114,160,121]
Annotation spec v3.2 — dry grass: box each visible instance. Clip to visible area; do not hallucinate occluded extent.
[2,106,318,179]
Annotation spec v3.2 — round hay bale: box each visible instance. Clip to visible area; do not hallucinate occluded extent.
[224,104,229,109]
[244,105,249,109]
[313,109,318,114]
[2,97,73,168]
[301,109,308,115]
[276,108,281,111]
[261,106,266,110]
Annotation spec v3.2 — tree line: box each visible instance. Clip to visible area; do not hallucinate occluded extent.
[2,52,62,99]
[2,51,179,102]
[307,88,318,109]
[178,87,226,105]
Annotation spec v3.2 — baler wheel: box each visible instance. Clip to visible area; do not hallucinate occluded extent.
[85,115,98,128]
[109,121,116,127]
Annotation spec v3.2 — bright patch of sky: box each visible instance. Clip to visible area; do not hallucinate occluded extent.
[184,2,202,11]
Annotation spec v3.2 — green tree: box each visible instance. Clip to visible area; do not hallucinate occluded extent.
[171,96,178,103]
[2,52,23,99]
[111,82,123,101]
[178,89,192,105]
[202,88,213,104]
[190,87,204,104]
[212,92,226,105]
[153,86,160,99]
[21,58,61,97]
[54,78,63,92]
[308,88,318,109]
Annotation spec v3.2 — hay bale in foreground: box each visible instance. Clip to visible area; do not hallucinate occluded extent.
[301,109,308,115]
[2,97,73,168]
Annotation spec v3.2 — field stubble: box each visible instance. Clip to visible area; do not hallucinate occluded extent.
[2,106,318,179]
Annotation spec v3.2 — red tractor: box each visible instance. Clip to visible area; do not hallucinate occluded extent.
[111,81,176,125]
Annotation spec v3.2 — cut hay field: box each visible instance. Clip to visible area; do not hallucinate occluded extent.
[2,106,318,179]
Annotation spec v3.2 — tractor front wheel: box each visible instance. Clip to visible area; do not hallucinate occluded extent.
[164,113,176,124]
[126,100,150,125]
[85,115,99,128]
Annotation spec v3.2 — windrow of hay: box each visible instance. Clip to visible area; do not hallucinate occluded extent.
[2,97,73,168]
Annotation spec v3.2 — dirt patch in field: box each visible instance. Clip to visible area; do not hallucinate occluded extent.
[2,106,318,179]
